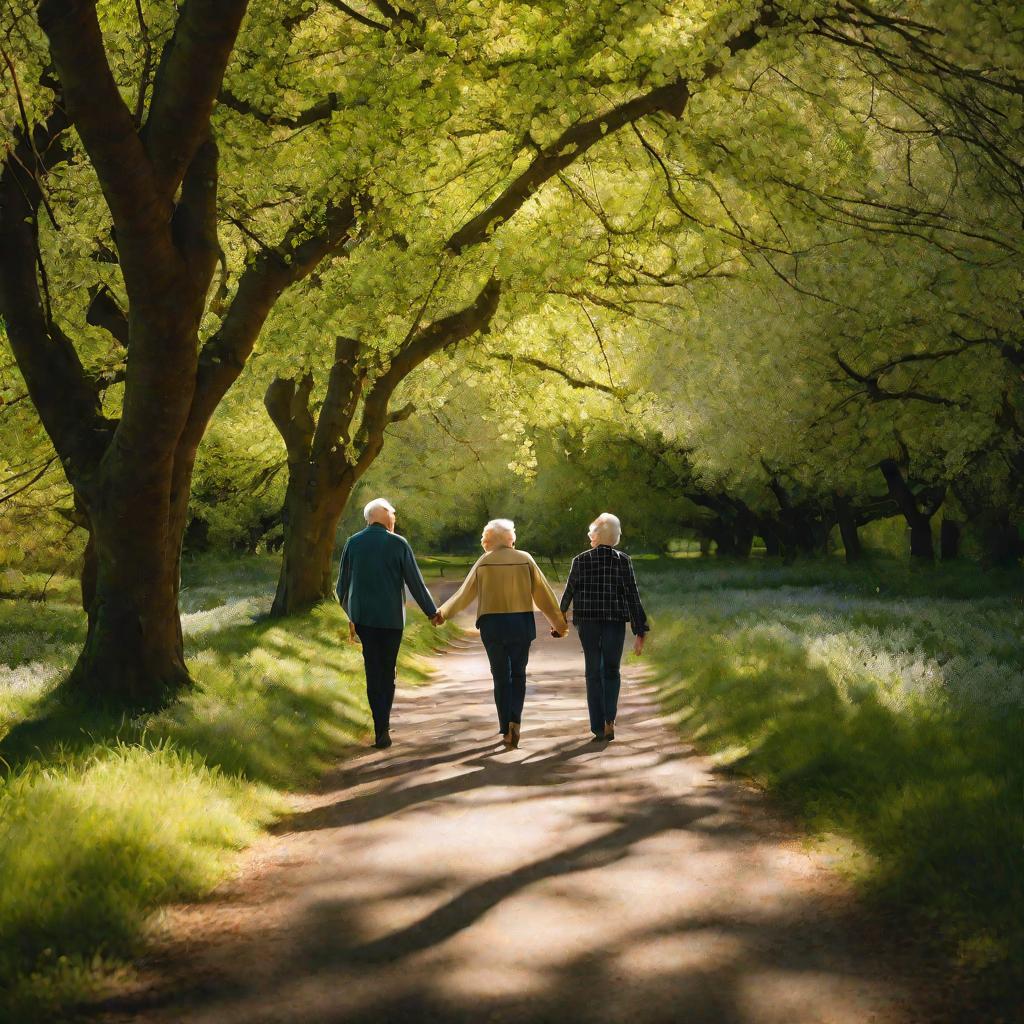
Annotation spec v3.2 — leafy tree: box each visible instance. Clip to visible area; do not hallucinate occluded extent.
[2,0,1022,709]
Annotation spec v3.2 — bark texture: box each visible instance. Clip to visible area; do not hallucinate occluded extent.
[267,283,502,616]
[879,459,944,563]
[0,3,359,707]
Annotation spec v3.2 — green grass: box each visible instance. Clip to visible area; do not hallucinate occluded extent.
[0,559,451,1022]
[639,558,1024,1009]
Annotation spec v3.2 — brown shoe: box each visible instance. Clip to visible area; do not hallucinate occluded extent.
[604,721,615,741]
[507,722,521,749]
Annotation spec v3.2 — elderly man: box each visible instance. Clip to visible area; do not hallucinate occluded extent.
[336,497,439,749]
[437,519,567,749]
[560,513,649,741]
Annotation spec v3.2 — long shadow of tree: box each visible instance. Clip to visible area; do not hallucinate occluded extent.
[648,627,1024,1008]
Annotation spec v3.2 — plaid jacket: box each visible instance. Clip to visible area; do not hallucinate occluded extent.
[559,545,649,636]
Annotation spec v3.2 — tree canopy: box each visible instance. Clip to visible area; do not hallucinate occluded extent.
[1,0,1022,706]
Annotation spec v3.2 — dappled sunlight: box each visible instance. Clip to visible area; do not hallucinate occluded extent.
[644,564,1023,999]
[181,597,272,638]
[95,627,928,1024]
[0,573,446,1020]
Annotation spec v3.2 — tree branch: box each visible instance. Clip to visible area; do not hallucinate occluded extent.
[85,284,129,347]
[311,335,364,462]
[489,353,624,398]
[172,137,221,304]
[353,277,502,474]
[183,195,363,451]
[323,0,389,31]
[833,352,958,407]
[0,104,110,475]
[445,4,782,254]
[37,0,180,298]
[219,88,342,130]
[265,374,315,462]
[141,0,249,195]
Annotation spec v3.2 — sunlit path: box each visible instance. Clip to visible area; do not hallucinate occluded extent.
[96,614,923,1024]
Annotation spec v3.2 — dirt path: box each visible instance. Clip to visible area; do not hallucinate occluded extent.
[97,612,930,1024]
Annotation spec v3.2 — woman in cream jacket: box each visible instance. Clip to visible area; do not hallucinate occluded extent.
[437,519,567,748]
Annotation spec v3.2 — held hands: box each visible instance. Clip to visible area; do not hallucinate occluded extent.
[431,611,445,626]
[633,633,645,656]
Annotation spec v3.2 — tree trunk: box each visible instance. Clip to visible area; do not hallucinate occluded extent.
[940,519,961,561]
[908,520,935,560]
[266,286,502,618]
[834,495,863,564]
[271,467,357,617]
[734,525,754,558]
[978,512,1022,567]
[879,458,939,563]
[712,527,738,557]
[760,525,782,558]
[66,497,189,709]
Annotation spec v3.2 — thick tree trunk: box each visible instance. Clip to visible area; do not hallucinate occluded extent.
[67,503,189,709]
[708,504,755,559]
[940,519,961,561]
[716,524,741,557]
[734,526,754,558]
[271,458,358,617]
[760,526,782,558]
[908,520,935,560]
[794,516,832,556]
[63,436,200,708]
[879,459,939,563]
[273,485,350,616]
[835,496,863,564]
[978,512,1022,567]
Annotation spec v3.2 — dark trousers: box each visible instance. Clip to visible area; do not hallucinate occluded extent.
[577,620,626,735]
[479,614,534,733]
[481,637,531,732]
[354,624,403,737]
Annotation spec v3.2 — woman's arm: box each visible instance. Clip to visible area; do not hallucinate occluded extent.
[621,554,650,638]
[437,559,480,620]
[559,556,579,616]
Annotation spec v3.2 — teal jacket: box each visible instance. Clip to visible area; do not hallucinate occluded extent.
[336,524,437,629]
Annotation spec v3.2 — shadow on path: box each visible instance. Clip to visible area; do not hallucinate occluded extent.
[90,627,936,1024]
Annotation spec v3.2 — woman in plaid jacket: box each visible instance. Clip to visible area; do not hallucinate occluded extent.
[559,513,649,741]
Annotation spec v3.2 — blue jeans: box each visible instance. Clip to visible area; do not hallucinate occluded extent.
[479,615,533,733]
[576,620,626,735]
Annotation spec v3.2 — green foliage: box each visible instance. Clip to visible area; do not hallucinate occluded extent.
[187,400,287,553]
[4,0,1023,574]
[641,560,1024,1007]
[0,557,451,1021]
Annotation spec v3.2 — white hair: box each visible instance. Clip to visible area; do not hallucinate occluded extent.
[363,497,395,523]
[589,512,621,546]
[483,518,516,545]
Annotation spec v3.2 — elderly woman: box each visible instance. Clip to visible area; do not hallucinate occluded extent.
[437,519,567,749]
[560,513,649,741]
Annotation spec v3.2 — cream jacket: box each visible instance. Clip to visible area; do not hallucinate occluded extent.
[439,545,567,631]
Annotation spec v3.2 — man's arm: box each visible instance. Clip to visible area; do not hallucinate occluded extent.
[559,557,579,615]
[336,540,352,616]
[621,555,649,637]
[401,541,438,618]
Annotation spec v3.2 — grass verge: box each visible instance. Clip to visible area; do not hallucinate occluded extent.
[0,558,450,1022]
[639,559,1024,1012]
